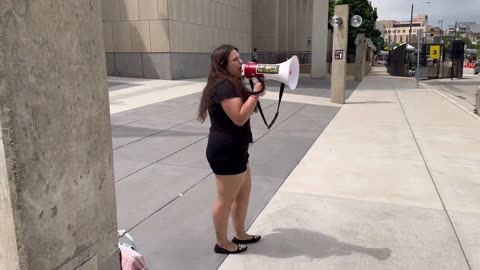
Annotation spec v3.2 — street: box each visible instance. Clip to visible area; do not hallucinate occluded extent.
[423,68,480,113]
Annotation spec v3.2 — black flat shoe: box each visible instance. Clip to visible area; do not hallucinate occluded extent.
[232,235,262,244]
[214,244,247,254]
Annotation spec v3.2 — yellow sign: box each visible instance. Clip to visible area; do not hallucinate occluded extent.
[430,45,440,59]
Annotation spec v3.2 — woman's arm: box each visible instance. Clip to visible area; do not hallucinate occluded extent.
[221,82,263,126]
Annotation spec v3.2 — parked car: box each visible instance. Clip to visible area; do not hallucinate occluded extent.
[475,62,480,75]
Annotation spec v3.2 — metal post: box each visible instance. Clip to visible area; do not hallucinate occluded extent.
[394,22,397,45]
[408,4,414,44]
[451,21,457,80]
[417,30,421,88]
[439,20,443,42]
[453,21,457,41]
[475,87,480,115]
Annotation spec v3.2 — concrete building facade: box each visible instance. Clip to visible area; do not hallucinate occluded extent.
[101,0,329,79]
[252,0,314,52]
[102,0,252,79]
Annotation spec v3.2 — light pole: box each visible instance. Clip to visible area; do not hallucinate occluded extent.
[393,21,397,45]
[438,20,443,43]
[408,4,413,44]
[408,2,431,44]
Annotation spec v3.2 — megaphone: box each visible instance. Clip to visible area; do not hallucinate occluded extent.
[242,56,299,90]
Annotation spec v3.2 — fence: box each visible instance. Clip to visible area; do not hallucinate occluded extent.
[257,50,358,64]
[257,51,311,64]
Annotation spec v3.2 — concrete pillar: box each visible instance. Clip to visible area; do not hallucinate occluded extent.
[311,0,329,78]
[330,4,349,104]
[0,1,119,269]
[354,33,366,81]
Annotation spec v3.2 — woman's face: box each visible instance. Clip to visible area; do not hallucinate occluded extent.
[226,50,243,78]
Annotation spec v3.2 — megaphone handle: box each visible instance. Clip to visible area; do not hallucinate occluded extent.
[247,76,265,95]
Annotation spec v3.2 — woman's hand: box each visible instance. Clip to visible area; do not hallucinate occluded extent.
[253,81,266,97]
[253,81,263,92]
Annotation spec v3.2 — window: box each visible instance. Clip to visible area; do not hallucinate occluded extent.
[403,30,406,33]
[400,36,403,42]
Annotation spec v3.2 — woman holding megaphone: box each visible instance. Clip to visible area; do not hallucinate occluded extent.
[198,44,264,254]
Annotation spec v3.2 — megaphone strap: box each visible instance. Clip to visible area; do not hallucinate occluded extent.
[248,79,285,130]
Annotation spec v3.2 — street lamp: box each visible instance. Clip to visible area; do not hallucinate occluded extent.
[438,20,443,43]
[408,1,432,44]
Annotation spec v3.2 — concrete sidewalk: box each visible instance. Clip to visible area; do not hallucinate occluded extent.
[109,67,479,269]
[219,67,480,269]
[109,74,357,270]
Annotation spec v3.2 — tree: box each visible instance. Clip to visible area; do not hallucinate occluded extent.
[328,0,382,52]
[443,35,476,49]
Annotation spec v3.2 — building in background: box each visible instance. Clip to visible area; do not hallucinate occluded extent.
[376,15,428,47]
[447,22,476,37]
[447,22,480,45]
[102,0,252,79]
[101,0,328,80]
[470,24,480,46]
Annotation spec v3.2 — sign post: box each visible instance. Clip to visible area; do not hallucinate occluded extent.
[416,29,423,88]
[330,5,349,104]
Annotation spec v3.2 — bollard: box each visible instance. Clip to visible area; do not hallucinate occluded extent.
[475,87,480,115]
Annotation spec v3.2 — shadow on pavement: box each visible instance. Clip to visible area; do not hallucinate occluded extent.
[252,228,391,261]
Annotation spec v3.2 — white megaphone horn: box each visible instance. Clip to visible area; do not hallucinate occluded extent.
[241,55,299,90]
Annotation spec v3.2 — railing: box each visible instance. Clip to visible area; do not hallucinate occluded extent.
[257,50,358,64]
[256,51,312,64]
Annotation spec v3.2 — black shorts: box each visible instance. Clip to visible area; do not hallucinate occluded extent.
[206,132,249,175]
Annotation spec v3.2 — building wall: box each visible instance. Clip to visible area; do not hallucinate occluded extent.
[102,0,252,79]
[252,0,279,51]
[252,0,313,53]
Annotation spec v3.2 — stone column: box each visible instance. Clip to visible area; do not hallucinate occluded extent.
[311,0,329,78]
[330,4,349,104]
[0,1,119,269]
[354,33,366,81]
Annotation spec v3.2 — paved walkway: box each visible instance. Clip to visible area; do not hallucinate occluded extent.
[109,67,480,270]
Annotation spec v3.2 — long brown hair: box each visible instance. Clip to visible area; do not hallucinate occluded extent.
[197,44,249,123]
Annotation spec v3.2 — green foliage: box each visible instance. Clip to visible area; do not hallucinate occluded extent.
[328,0,382,52]
[443,35,479,49]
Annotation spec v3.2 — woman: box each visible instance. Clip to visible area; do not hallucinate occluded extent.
[198,45,264,254]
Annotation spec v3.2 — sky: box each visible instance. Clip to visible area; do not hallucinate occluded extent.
[369,0,480,28]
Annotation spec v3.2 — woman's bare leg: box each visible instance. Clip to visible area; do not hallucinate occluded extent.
[231,165,253,239]
[212,172,246,251]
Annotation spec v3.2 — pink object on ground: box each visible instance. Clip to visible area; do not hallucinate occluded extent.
[120,246,147,270]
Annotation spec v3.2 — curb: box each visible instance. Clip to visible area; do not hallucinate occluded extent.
[419,82,480,120]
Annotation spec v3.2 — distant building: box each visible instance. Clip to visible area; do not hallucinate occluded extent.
[467,24,480,45]
[447,22,480,46]
[447,22,476,37]
[376,15,428,47]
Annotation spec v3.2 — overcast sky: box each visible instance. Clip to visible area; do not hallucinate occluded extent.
[369,0,480,28]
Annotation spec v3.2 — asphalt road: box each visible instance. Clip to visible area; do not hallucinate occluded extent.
[423,68,479,111]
